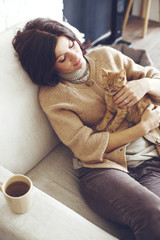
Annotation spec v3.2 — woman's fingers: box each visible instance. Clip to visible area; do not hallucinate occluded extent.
[113,80,147,107]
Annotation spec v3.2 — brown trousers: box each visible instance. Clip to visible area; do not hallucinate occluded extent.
[76,158,160,240]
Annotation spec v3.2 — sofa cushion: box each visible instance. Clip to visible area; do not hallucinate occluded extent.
[0,25,60,174]
[27,143,134,239]
[0,19,87,175]
[0,166,117,240]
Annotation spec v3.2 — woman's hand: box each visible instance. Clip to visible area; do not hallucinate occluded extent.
[113,79,149,107]
[140,104,160,133]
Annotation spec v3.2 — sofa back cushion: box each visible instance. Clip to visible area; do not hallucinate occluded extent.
[0,24,60,174]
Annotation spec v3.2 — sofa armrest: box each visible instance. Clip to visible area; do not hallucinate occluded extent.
[0,166,118,240]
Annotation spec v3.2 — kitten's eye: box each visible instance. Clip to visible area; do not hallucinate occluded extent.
[118,76,125,81]
[102,76,106,80]
[118,78,122,82]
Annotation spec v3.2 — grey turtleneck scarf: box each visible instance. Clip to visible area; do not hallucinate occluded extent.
[58,59,90,84]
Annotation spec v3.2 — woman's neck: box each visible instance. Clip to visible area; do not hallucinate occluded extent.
[58,59,90,84]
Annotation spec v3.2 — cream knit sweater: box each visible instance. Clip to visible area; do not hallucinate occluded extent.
[39,46,160,172]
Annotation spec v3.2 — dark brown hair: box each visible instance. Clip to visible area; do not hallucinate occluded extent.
[12,18,86,86]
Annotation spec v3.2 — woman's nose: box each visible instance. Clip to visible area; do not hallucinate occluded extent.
[68,51,78,62]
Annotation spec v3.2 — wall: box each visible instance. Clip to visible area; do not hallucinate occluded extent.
[132,0,160,22]
[0,0,63,33]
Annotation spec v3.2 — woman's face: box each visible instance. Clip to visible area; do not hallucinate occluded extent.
[54,35,86,74]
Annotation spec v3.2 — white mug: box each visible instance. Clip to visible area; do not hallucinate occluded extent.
[0,174,33,214]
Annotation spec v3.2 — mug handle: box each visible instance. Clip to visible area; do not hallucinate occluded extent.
[0,180,4,191]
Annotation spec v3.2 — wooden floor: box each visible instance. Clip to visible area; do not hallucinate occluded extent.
[122,16,160,70]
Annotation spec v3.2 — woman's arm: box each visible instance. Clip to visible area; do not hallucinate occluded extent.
[147,78,160,101]
[105,104,160,153]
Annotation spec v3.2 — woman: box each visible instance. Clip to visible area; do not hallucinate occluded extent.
[13,18,160,239]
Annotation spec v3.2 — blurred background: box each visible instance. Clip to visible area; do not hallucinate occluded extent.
[1,0,160,68]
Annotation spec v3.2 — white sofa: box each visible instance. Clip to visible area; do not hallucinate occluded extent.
[0,23,152,240]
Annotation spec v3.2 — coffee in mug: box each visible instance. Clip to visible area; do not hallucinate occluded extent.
[0,174,33,214]
[6,181,30,197]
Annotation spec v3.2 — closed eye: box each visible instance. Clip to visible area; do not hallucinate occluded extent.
[57,40,74,63]
[58,56,66,63]
[69,40,74,48]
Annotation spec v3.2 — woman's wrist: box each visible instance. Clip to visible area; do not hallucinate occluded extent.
[145,78,154,94]
[139,78,151,94]
[145,78,160,97]
[136,121,149,136]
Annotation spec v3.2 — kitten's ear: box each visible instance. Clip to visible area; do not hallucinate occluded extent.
[101,68,108,76]
[120,69,126,75]
[119,69,126,81]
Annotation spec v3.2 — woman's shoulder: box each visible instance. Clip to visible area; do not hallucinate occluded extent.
[39,84,58,98]
[86,45,121,60]
[39,83,68,109]
[87,45,119,55]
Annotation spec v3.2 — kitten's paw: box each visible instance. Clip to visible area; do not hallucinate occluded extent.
[107,126,116,133]
[96,123,106,131]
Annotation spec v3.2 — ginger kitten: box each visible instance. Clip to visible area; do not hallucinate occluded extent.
[96,68,151,132]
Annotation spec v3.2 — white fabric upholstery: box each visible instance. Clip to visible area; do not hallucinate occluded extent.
[0,19,86,174]
[0,166,117,240]
[0,25,60,174]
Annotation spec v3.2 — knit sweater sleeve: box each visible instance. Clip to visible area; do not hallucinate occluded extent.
[100,46,160,81]
[121,49,160,102]
[99,46,160,101]
[39,86,109,163]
